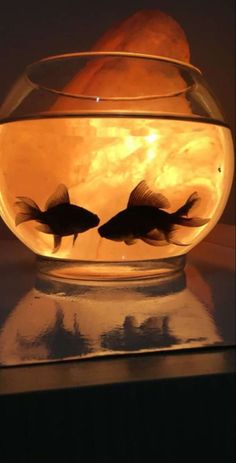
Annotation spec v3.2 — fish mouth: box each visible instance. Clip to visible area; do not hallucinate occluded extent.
[98,225,106,237]
[93,215,100,227]
[98,225,124,241]
[98,224,114,238]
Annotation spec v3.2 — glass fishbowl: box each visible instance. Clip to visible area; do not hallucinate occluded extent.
[0,52,234,280]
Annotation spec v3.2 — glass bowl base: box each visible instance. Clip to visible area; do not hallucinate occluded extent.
[36,254,186,283]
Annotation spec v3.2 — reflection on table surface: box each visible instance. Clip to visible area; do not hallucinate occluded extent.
[0,231,235,367]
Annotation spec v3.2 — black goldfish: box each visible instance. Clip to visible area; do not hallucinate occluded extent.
[98,180,210,246]
[15,184,100,253]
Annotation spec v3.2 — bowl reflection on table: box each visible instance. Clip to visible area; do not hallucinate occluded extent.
[0,269,222,366]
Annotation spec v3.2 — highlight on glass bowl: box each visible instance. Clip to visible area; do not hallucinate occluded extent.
[0,51,234,280]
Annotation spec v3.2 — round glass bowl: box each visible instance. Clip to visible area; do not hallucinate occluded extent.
[0,52,234,280]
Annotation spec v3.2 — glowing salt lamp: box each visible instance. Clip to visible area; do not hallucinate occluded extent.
[91,10,190,61]
[0,11,234,281]
[53,9,191,114]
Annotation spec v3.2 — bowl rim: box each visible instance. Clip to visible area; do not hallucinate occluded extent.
[26,50,202,75]
[25,51,201,101]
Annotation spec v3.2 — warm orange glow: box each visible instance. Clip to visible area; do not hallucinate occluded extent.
[0,10,234,279]
[0,117,233,264]
[92,10,190,61]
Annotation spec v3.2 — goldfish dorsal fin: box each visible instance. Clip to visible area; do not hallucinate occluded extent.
[45,184,70,210]
[128,180,170,209]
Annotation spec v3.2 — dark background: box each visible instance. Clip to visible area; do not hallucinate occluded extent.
[0,0,235,238]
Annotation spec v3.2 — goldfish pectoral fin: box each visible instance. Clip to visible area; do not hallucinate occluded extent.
[35,223,53,234]
[146,229,165,240]
[52,235,62,253]
[128,180,170,209]
[141,229,168,246]
[73,233,78,246]
[124,238,137,245]
[45,184,70,210]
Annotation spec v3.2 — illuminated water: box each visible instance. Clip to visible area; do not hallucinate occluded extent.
[0,115,233,278]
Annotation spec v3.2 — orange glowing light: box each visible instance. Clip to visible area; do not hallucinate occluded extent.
[0,10,234,277]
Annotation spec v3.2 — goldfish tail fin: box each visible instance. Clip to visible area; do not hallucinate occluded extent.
[176,217,210,227]
[15,197,41,226]
[167,237,191,246]
[175,192,200,217]
[173,192,210,228]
